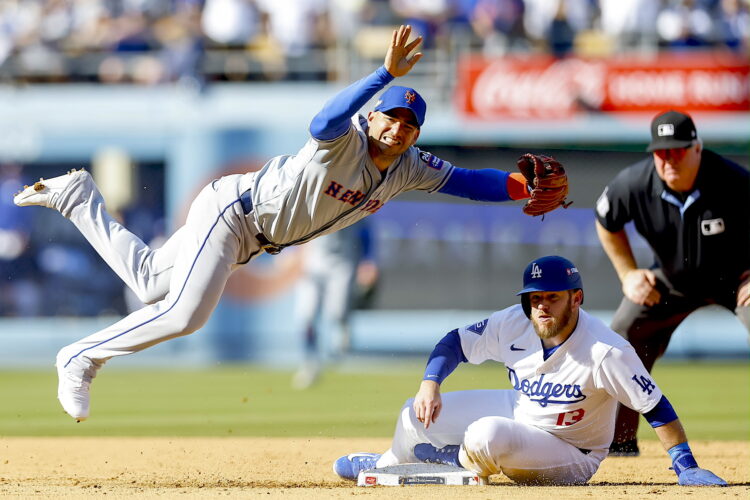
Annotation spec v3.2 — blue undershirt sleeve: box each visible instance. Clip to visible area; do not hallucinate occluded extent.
[309,66,395,141]
[644,395,679,428]
[437,167,512,202]
[423,330,468,384]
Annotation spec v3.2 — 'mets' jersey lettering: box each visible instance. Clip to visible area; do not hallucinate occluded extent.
[323,180,383,213]
[247,115,454,245]
[456,306,662,451]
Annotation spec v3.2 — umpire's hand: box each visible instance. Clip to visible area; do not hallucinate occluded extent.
[622,269,661,306]
[414,380,442,429]
[737,270,750,307]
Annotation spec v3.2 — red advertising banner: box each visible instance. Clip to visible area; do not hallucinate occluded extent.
[457,53,749,119]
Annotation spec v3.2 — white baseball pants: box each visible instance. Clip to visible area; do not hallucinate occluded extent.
[377,389,606,485]
[58,174,260,366]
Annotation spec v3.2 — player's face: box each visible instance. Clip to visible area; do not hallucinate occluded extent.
[366,109,420,157]
[652,141,702,192]
[529,290,581,340]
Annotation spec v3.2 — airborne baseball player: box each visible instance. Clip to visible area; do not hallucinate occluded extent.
[334,256,727,487]
[12,25,569,422]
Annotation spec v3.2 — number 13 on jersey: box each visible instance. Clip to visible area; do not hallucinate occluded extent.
[556,408,585,426]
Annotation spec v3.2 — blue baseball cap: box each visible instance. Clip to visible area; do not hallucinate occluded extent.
[517,256,583,295]
[374,86,426,127]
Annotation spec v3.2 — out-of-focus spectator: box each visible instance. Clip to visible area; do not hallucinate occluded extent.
[389,0,452,48]
[656,0,714,49]
[456,0,527,55]
[254,0,330,80]
[547,0,576,57]
[523,0,592,53]
[201,0,261,47]
[326,0,370,46]
[154,0,205,89]
[713,0,750,51]
[598,0,660,50]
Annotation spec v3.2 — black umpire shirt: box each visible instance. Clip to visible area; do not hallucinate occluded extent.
[595,149,750,307]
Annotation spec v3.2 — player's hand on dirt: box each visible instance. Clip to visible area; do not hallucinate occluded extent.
[736,270,750,307]
[677,467,728,486]
[413,380,441,429]
[622,269,661,306]
[384,25,422,78]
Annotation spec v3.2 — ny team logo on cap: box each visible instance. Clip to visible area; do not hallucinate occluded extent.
[374,85,427,126]
[530,263,542,279]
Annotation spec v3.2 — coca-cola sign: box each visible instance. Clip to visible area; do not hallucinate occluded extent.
[457,53,749,119]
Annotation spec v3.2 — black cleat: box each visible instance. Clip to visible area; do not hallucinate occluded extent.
[608,439,640,457]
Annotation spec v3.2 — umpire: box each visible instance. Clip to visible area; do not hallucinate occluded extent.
[595,110,750,456]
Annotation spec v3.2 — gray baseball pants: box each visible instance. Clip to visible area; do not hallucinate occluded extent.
[57,174,261,367]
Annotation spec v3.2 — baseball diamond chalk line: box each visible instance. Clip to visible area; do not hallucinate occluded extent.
[0,438,747,499]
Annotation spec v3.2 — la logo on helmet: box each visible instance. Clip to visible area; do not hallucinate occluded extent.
[530,263,542,279]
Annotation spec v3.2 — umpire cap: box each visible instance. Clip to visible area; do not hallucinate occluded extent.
[374,86,426,127]
[517,256,583,317]
[647,110,698,152]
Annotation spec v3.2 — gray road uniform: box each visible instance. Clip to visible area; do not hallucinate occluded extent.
[56,115,455,372]
[250,115,453,247]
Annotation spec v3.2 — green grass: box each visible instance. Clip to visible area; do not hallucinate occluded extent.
[0,360,746,439]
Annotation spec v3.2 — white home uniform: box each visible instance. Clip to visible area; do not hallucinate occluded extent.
[376,305,663,484]
[56,115,454,369]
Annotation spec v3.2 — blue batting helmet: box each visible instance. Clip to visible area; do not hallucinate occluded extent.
[517,256,583,317]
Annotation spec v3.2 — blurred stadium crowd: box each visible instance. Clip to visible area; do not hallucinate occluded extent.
[0,0,747,85]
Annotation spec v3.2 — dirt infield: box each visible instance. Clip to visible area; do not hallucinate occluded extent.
[0,437,747,498]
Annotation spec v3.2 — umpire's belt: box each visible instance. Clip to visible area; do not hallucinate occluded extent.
[240,189,282,255]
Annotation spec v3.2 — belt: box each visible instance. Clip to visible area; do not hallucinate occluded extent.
[239,188,254,215]
[579,448,591,455]
[239,189,282,255]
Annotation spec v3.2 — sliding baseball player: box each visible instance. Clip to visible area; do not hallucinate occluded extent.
[334,256,727,487]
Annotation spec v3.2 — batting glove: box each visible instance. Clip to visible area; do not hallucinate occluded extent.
[677,467,727,486]
[669,443,727,487]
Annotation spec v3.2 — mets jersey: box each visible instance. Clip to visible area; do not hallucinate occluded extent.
[242,115,454,246]
[457,305,663,451]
